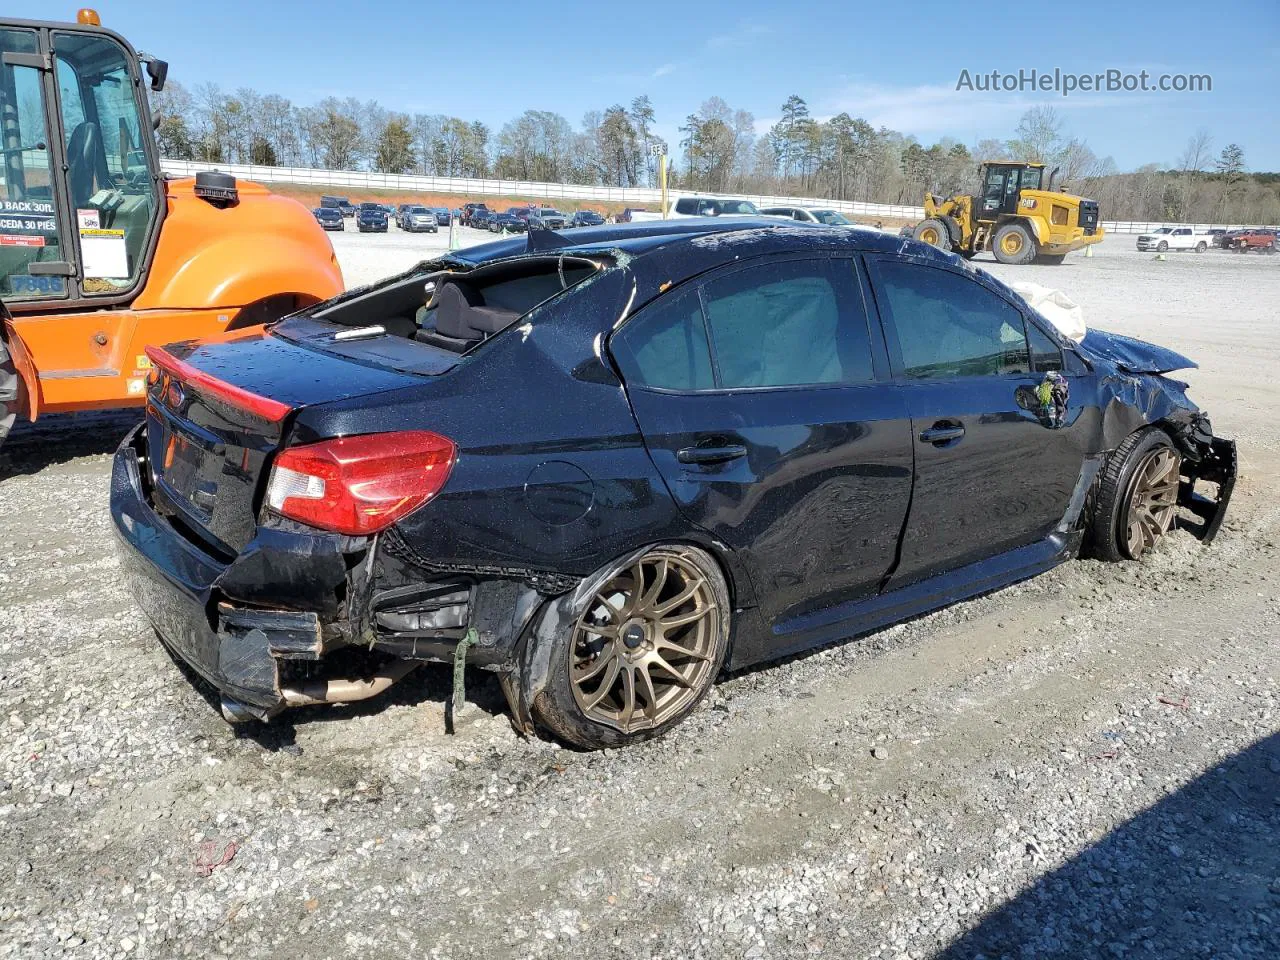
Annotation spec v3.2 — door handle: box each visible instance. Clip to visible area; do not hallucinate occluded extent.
[677,444,748,465]
[919,423,965,446]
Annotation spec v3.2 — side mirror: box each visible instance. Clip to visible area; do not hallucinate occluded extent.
[145,58,168,92]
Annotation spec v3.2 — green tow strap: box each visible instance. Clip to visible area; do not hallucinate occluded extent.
[452,628,476,720]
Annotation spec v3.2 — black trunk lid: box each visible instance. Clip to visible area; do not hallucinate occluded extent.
[144,330,428,555]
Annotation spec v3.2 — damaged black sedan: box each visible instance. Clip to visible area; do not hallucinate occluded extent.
[110,219,1236,749]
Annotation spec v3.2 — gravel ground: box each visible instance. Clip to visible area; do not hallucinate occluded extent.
[1,230,1278,959]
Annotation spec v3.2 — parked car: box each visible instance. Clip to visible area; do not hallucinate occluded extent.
[313,206,345,231]
[1135,226,1210,253]
[760,206,857,226]
[489,212,527,232]
[461,203,489,226]
[666,196,760,219]
[569,210,605,228]
[534,208,567,229]
[356,203,389,233]
[470,208,496,231]
[395,203,416,229]
[402,206,439,233]
[1206,228,1228,248]
[320,195,355,218]
[1231,228,1278,253]
[112,218,1236,749]
[432,207,453,226]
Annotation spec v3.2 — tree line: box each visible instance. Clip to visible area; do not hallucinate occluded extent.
[151,84,1277,224]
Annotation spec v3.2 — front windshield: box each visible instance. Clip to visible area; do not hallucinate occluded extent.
[1153,228,1172,234]
[812,210,852,225]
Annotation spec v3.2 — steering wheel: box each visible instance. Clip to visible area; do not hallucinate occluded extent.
[65,121,112,207]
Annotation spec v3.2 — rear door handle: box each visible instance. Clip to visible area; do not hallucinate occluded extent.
[677,444,748,465]
[919,423,965,445]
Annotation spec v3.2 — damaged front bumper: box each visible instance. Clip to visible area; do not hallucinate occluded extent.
[110,425,575,725]
[1177,434,1237,544]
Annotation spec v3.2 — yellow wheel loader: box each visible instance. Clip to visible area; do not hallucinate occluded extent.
[913,162,1104,265]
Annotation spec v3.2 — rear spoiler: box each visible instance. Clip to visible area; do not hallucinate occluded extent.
[145,345,292,422]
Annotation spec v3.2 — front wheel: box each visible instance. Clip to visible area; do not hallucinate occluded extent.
[912,218,952,252]
[1089,428,1182,561]
[1157,240,1169,252]
[533,545,731,750]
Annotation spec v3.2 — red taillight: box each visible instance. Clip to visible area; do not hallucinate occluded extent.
[265,431,457,536]
[144,345,293,423]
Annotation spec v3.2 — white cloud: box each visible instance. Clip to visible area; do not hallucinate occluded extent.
[810,81,1148,139]
[652,63,677,79]
[705,21,771,50]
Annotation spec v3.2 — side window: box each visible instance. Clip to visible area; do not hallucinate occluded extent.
[701,259,873,388]
[0,28,68,300]
[875,262,1030,378]
[611,288,714,391]
[1026,319,1064,372]
[793,210,809,221]
[674,197,699,215]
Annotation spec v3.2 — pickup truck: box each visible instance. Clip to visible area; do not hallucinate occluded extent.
[1231,228,1278,253]
[1134,226,1210,253]
[626,196,762,223]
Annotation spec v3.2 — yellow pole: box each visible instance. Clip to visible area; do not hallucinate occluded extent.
[660,153,669,220]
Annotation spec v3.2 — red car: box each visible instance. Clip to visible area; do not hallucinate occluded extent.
[1232,228,1278,253]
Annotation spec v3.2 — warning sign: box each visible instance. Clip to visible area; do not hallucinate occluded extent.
[80,227,128,279]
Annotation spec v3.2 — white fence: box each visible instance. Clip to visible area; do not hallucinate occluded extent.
[159,159,1274,234]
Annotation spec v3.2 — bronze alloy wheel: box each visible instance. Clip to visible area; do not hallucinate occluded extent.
[569,551,720,734]
[1123,446,1181,558]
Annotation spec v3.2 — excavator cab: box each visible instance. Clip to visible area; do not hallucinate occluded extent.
[0,11,342,451]
[976,162,1044,218]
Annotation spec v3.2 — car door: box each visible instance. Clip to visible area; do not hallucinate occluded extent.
[611,254,915,636]
[865,255,1095,589]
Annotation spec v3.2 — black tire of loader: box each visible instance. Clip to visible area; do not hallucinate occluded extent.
[0,338,19,449]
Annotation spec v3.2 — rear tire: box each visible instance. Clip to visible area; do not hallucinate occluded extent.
[1089,427,1182,562]
[1195,241,1207,253]
[1033,253,1067,265]
[0,338,18,449]
[532,544,731,750]
[992,223,1037,265]
[912,218,952,252]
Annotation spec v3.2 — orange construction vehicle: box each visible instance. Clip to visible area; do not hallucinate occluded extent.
[0,10,343,448]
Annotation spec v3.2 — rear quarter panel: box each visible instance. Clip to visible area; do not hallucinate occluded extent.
[289,268,709,581]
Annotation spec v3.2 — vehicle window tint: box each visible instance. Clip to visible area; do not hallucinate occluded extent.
[1026,319,1064,372]
[702,259,871,388]
[876,262,1030,378]
[674,197,699,215]
[612,289,713,391]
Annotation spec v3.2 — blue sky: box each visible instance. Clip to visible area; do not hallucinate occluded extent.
[27,0,1280,171]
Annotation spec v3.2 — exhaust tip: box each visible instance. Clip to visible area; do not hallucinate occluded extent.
[220,696,262,724]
